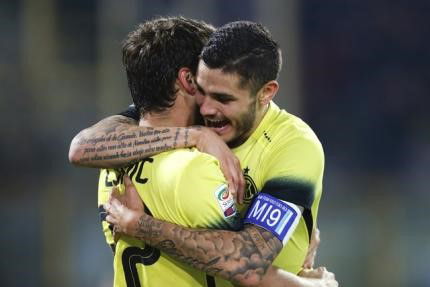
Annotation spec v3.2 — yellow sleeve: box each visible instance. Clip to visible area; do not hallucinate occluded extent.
[261,134,324,209]
[266,135,324,182]
[175,153,241,231]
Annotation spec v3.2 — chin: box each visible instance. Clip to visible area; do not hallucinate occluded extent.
[217,129,235,142]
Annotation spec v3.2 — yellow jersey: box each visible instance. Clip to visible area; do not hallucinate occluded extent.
[98,148,241,286]
[99,101,324,285]
[233,101,324,274]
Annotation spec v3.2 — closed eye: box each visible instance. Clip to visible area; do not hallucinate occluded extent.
[212,93,236,103]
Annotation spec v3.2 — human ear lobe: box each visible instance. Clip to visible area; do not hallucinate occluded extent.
[259,80,279,105]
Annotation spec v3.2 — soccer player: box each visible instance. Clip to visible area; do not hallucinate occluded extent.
[102,21,326,286]
[74,17,336,287]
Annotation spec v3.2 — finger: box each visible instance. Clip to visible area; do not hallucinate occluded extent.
[297,268,310,277]
[124,175,139,201]
[311,266,324,277]
[229,160,239,192]
[303,250,316,269]
[298,268,322,279]
[236,160,245,204]
[228,184,237,204]
[230,157,243,204]
[106,198,122,217]
[124,175,134,192]
[225,168,238,203]
[302,261,312,269]
[220,161,237,203]
[104,202,112,214]
[313,227,321,245]
[109,197,124,211]
[236,183,244,205]
[229,164,241,204]
[106,214,118,225]
[314,227,320,238]
[107,194,116,206]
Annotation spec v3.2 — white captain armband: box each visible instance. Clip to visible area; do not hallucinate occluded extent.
[243,193,301,245]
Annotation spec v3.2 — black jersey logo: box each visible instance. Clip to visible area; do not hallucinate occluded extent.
[243,167,258,204]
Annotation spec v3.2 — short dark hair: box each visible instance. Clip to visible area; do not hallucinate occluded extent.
[201,21,282,94]
[122,16,215,114]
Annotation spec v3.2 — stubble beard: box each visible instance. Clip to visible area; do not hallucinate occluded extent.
[227,99,257,148]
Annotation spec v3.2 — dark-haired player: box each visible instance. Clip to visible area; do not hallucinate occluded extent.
[71,19,335,287]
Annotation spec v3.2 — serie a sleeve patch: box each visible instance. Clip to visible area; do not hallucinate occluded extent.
[243,192,301,245]
[214,184,237,218]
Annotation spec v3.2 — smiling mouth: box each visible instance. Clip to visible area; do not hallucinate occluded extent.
[205,119,230,129]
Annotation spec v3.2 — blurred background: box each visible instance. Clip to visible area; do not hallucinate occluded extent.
[1,0,429,286]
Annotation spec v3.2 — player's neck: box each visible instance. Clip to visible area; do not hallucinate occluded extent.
[139,94,193,128]
[139,108,186,127]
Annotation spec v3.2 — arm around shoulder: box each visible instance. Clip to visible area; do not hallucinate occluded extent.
[68,115,139,168]
[68,115,210,168]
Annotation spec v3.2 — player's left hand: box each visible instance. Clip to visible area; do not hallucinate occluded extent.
[195,127,245,204]
[104,175,146,240]
[117,175,144,211]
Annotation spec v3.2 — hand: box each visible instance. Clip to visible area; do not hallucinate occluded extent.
[303,227,321,269]
[196,127,245,204]
[299,267,338,287]
[116,175,144,211]
[104,175,145,240]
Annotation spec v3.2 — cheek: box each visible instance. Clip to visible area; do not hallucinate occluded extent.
[235,103,256,128]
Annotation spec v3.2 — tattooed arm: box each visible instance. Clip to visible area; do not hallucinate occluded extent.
[105,178,338,287]
[106,195,282,286]
[69,114,245,198]
[127,215,280,286]
[148,223,287,286]
[107,206,337,287]
[68,115,203,168]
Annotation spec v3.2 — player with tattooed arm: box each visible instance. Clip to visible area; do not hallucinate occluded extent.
[70,18,337,287]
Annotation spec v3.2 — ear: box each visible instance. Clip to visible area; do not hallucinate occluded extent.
[258,80,279,105]
[177,67,196,95]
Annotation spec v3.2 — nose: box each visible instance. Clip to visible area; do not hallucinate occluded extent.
[198,95,218,116]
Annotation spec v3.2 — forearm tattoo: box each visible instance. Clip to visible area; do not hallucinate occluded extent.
[135,215,282,284]
[184,127,189,147]
[71,116,201,167]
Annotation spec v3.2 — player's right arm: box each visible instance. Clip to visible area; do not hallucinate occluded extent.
[69,106,244,200]
[68,113,205,169]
